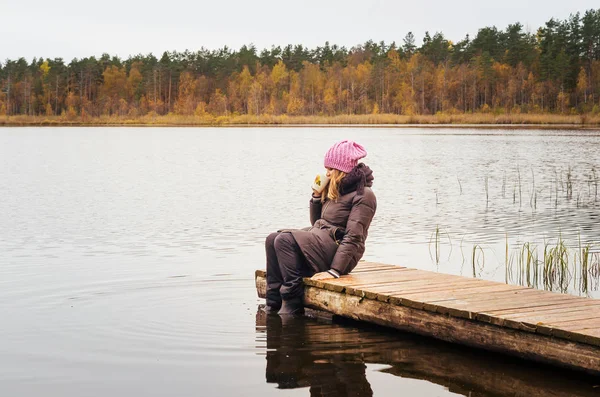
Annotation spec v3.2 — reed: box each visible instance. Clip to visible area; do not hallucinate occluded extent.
[589,251,600,290]
[517,165,522,207]
[554,168,559,208]
[3,112,600,126]
[485,176,489,207]
[429,225,441,265]
[429,225,452,265]
[592,167,598,203]
[578,235,590,293]
[566,166,573,200]
[505,234,509,282]
[529,168,537,210]
[472,244,484,278]
[543,235,572,293]
[459,236,466,268]
[501,234,600,295]
[520,243,539,288]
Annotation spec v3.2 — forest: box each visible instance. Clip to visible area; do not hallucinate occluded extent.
[1,9,600,124]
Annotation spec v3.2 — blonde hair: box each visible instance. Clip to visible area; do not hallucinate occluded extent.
[321,169,347,203]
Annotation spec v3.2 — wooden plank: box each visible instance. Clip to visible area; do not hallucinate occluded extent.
[336,267,422,281]
[305,268,427,292]
[538,317,600,329]
[343,267,428,280]
[350,267,405,274]
[482,299,600,317]
[373,284,529,304]
[426,289,565,306]
[344,278,486,296]
[359,280,522,296]
[348,275,489,289]
[349,282,528,303]
[340,277,472,295]
[577,328,600,338]
[386,286,541,307]
[532,318,600,343]
[400,286,539,304]
[502,307,600,322]
[508,315,600,336]
[256,269,267,298]
[430,292,581,313]
[351,262,401,271]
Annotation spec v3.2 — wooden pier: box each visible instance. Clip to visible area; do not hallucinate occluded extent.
[255,262,600,376]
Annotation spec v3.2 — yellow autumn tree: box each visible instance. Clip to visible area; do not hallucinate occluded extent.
[126,63,143,103]
[301,61,323,115]
[174,71,198,115]
[100,65,127,115]
[237,66,253,113]
[576,67,588,106]
[0,91,6,116]
[286,70,304,115]
[39,61,52,115]
[355,62,372,114]
[270,60,289,114]
[207,89,228,115]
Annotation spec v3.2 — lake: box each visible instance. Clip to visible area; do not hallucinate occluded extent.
[1,126,599,396]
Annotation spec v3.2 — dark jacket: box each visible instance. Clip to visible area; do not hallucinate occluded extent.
[290,164,376,275]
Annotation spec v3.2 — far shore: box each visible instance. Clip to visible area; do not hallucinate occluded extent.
[2,113,600,128]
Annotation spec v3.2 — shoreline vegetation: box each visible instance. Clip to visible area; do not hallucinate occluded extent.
[1,9,599,126]
[2,113,600,127]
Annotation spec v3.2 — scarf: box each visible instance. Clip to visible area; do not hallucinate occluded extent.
[338,163,374,196]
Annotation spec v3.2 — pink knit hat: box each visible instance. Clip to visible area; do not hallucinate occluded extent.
[323,140,367,173]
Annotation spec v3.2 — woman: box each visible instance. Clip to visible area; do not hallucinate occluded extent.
[265,140,377,315]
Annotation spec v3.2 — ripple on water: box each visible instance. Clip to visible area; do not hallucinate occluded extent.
[1,276,260,370]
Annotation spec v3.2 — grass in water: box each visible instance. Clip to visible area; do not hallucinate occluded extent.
[592,167,598,203]
[579,235,590,293]
[502,234,600,295]
[517,165,522,207]
[472,245,485,278]
[429,225,452,266]
[566,166,573,200]
[485,176,489,207]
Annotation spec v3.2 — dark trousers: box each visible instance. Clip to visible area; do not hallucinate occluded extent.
[265,232,314,307]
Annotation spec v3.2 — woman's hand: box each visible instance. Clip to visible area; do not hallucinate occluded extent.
[311,271,335,281]
[312,189,321,197]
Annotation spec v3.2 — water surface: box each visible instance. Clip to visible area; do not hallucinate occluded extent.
[1,127,599,396]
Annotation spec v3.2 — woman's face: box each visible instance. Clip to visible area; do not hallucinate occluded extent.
[325,168,333,178]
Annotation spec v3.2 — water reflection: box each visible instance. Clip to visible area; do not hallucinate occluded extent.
[261,312,373,395]
[256,306,600,396]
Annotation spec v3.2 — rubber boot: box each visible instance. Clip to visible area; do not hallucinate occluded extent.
[260,303,281,315]
[278,297,304,316]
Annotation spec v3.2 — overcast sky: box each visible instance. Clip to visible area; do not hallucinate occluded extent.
[1,0,598,62]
